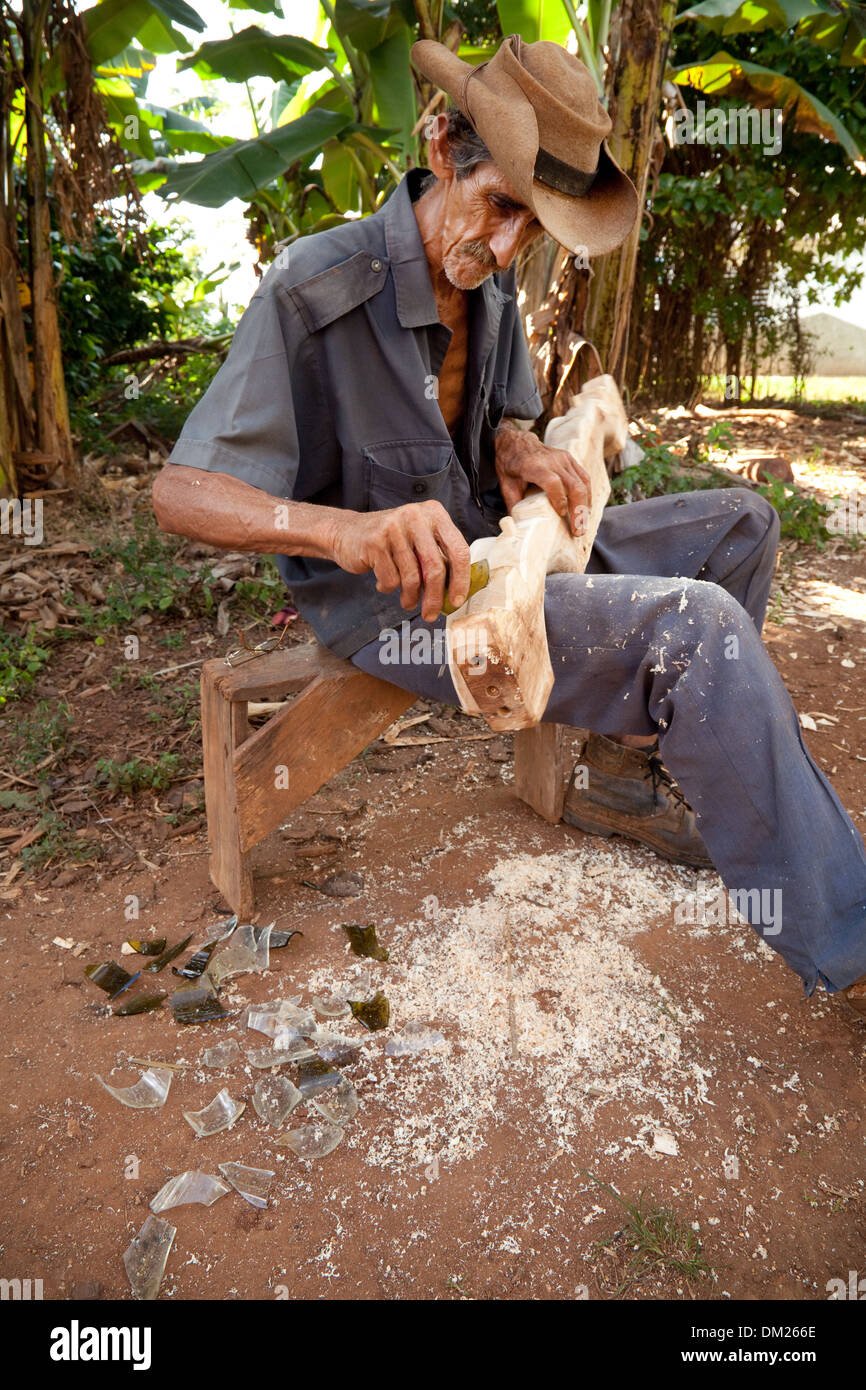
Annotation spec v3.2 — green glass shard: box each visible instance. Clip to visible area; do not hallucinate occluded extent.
[125,938,167,956]
[171,982,230,1026]
[349,991,390,1031]
[113,992,166,1017]
[342,922,389,961]
[171,941,217,979]
[295,1058,340,1097]
[143,933,194,974]
[266,928,303,949]
[84,960,138,999]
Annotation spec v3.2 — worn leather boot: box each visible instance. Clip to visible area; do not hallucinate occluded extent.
[562,731,714,869]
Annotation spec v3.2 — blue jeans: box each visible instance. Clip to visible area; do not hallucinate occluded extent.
[349,488,866,995]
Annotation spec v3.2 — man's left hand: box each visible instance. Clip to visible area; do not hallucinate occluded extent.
[494,420,591,536]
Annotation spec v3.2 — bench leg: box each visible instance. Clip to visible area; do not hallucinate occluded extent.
[201,671,255,917]
[514,723,566,822]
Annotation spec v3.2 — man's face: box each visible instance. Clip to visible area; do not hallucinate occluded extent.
[436,162,544,291]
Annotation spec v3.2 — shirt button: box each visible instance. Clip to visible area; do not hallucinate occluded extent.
[370,257,383,272]
[412,482,427,495]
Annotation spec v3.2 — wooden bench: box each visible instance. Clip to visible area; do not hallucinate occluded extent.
[201,640,569,915]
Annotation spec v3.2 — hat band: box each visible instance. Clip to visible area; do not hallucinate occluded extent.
[534,147,598,198]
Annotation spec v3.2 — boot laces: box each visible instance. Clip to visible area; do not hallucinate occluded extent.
[646,751,688,809]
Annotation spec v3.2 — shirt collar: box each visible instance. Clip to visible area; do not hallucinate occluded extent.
[382,169,512,331]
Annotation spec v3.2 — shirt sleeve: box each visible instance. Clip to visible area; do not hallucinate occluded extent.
[168,284,305,499]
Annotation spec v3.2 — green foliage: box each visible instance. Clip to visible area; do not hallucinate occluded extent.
[609,432,731,503]
[73,350,223,451]
[20,810,103,869]
[755,476,832,544]
[71,516,215,631]
[17,701,76,768]
[56,221,192,402]
[93,751,184,794]
[0,628,54,706]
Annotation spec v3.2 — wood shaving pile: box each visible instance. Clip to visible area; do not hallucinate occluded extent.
[305,843,708,1173]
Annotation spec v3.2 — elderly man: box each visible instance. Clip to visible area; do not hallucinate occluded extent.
[153,35,866,1012]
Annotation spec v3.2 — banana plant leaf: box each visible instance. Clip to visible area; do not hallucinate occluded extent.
[335,0,414,53]
[179,26,335,83]
[367,26,417,160]
[671,50,864,159]
[676,0,833,32]
[495,0,574,45]
[85,0,204,64]
[158,109,352,207]
[96,76,162,159]
[95,45,157,98]
[231,0,284,11]
[798,6,866,65]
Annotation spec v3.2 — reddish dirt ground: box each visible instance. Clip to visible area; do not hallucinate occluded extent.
[1,405,864,1301]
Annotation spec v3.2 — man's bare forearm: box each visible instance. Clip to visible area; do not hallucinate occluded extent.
[152,464,346,560]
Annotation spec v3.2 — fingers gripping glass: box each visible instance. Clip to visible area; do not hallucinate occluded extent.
[224,622,290,668]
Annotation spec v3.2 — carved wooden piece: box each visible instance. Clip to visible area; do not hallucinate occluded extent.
[447,375,628,732]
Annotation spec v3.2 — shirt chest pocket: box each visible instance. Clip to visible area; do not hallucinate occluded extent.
[363,440,457,510]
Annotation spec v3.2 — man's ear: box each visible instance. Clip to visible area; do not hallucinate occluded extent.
[425,114,454,182]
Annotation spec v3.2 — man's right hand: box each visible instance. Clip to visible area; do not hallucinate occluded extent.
[329,500,470,624]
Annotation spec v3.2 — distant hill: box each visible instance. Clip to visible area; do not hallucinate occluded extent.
[761,312,866,376]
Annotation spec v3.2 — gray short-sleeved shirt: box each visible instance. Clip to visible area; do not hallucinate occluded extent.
[168,167,543,657]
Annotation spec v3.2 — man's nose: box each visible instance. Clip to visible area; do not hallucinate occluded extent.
[488,217,535,270]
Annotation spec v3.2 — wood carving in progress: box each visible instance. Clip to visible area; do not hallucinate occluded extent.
[446,374,628,732]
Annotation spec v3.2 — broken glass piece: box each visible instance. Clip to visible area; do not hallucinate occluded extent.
[342,922,389,961]
[266,928,303,949]
[84,960,139,998]
[313,1034,361,1067]
[209,923,272,986]
[218,1162,274,1209]
[123,1214,175,1301]
[311,1076,358,1125]
[202,914,238,944]
[246,1040,317,1068]
[125,938,167,957]
[97,1067,172,1110]
[342,968,371,996]
[384,1021,445,1056]
[113,992,166,1017]
[349,991,390,1031]
[304,871,363,898]
[171,982,230,1025]
[247,999,315,1038]
[252,1075,301,1127]
[295,1058,340,1097]
[277,1122,344,1158]
[142,933,194,974]
[150,1171,230,1214]
[172,941,218,979]
[183,1089,245,1137]
[202,1038,241,1068]
[312,992,350,1019]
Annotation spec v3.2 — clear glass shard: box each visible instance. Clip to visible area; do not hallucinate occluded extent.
[312,993,350,1019]
[97,1067,172,1110]
[246,1040,317,1069]
[384,1021,446,1056]
[246,999,315,1038]
[311,1076,358,1125]
[312,1033,361,1066]
[209,923,272,987]
[202,915,238,944]
[296,1058,341,1097]
[202,1038,241,1069]
[150,1170,230,1213]
[123,1214,175,1301]
[252,1075,301,1127]
[277,1122,345,1158]
[218,1162,275,1209]
[183,1088,245,1137]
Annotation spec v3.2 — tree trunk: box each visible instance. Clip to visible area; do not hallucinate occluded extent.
[582,0,677,386]
[22,0,74,483]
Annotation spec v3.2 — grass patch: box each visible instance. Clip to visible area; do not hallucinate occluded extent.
[20,809,103,870]
[585,1172,712,1295]
[70,514,215,632]
[0,627,54,705]
[92,751,184,795]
